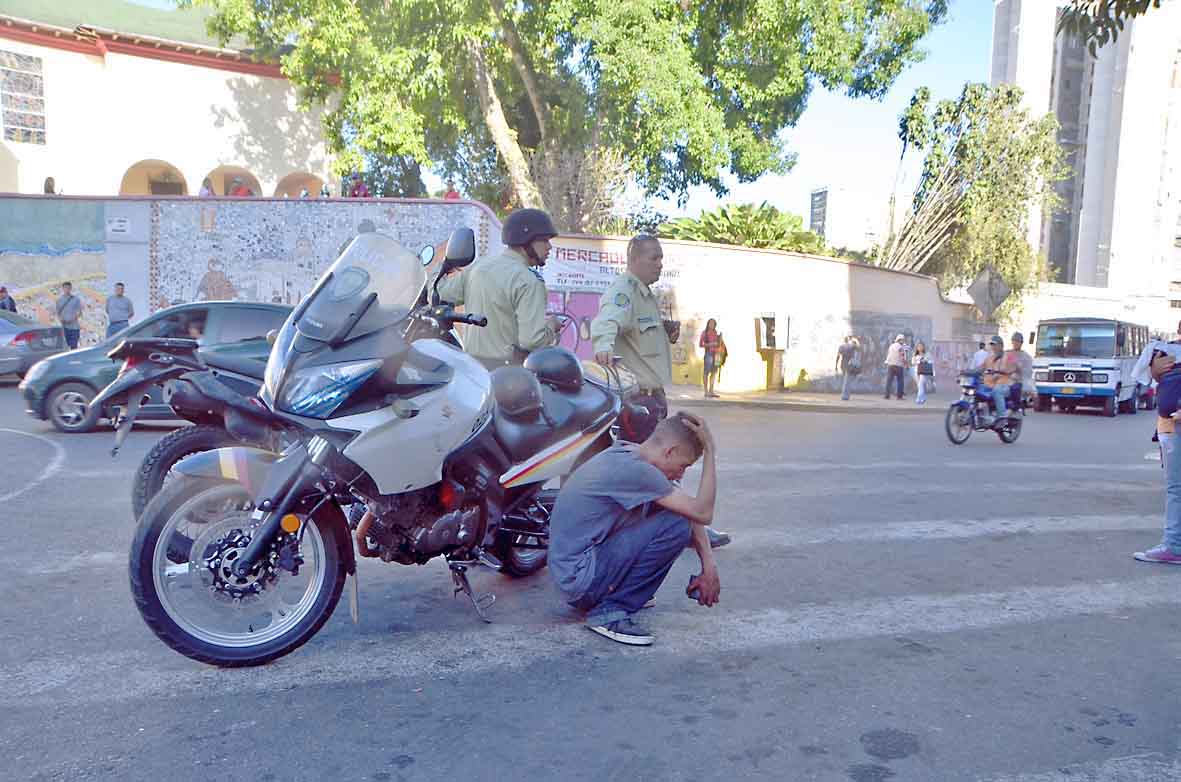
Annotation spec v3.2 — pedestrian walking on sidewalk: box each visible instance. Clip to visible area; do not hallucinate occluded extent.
[699,318,725,399]
[56,281,82,349]
[836,335,861,400]
[913,341,933,405]
[1132,330,1181,564]
[105,282,135,339]
[884,334,908,400]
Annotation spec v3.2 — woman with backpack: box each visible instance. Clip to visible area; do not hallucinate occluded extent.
[913,341,934,404]
[699,318,727,399]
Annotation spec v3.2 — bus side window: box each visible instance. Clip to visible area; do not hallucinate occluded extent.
[1116,325,1127,356]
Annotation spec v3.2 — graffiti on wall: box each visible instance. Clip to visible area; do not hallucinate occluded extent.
[0,200,111,347]
[152,200,496,311]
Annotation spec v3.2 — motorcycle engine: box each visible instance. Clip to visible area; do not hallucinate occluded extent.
[359,489,481,564]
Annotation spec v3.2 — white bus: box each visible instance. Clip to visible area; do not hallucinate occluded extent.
[1032,317,1149,417]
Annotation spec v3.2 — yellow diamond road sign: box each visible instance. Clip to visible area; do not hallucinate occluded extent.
[967,267,1011,320]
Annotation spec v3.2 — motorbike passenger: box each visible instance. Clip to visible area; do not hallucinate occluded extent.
[1006,331,1033,407]
[436,207,559,370]
[982,335,1019,420]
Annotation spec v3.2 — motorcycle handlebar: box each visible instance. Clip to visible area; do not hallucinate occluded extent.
[453,313,487,327]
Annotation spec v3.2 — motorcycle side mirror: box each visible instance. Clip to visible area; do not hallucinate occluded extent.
[266,329,278,345]
[419,245,435,267]
[433,228,476,304]
[441,228,476,274]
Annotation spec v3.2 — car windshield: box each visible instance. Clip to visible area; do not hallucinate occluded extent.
[1036,323,1116,358]
[291,232,426,344]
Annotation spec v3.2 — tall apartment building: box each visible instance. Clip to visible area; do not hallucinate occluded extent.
[991,0,1181,299]
[808,186,881,254]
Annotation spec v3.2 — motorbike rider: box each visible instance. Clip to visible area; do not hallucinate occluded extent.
[982,335,1019,420]
[591,234,732,549]
[436,207,559,369]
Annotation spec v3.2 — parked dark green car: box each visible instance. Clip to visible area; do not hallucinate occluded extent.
[19,301,291,433]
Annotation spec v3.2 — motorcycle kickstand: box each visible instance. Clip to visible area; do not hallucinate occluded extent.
[449,562,495,623]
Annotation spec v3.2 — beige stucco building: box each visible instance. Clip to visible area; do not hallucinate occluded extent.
[0,4,332,198]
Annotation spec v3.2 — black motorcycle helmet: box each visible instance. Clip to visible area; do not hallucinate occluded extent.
[523,347,583,392]
[502,208,558,266]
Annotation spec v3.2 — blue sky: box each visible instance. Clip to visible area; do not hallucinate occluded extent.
[130,0,995,221]
[660,0,996,222]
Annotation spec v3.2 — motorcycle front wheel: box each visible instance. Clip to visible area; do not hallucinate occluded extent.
[130,476,347,667]
[945,405,973,445]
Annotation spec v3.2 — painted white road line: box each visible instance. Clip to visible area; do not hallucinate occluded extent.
[712,460,1157,474]
[4,574,1179,706]
[720,514,1160,549]
[717,480,1155,502]
[978,753,1181,782]
[0,428,65,503]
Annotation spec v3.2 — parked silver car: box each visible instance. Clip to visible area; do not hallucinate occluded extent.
[0,311,65,378]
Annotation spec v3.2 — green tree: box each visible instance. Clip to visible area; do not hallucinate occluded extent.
[191,0,948,223]
[662,202,828,254]
[1057,0,1172,55]
[878,83,1067,313]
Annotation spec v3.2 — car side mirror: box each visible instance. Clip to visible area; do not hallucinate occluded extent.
[419,245,435,267]
[266,329,278,345]
[441,228,476,274]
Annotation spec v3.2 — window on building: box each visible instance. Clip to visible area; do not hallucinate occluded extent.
[0,50,45,144]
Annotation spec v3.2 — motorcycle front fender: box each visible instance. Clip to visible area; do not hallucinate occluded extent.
[951,400,973,410]
[173,445,279,497]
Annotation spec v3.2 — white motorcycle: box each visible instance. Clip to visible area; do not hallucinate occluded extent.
[116,229,646,667]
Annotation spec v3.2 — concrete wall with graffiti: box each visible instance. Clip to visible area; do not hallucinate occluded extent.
[0,195,499,348]
[1,195,983,392]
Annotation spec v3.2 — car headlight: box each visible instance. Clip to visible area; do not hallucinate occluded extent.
[1092,373,1108,383]
[1034,371,1048,382]
[278,360,380,418]
[23,359,50,383]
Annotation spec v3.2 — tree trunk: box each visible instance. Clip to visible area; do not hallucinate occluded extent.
[466,38,546,211]
[487,0,548,144]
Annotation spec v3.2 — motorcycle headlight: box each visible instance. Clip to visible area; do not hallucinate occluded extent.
[1034,371,1048,382]
[278,359,380,418]
[1092,373,1108,383]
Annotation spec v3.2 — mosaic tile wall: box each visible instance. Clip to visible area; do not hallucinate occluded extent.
[151,199,499,311]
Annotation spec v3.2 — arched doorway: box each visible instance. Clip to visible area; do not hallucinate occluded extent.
[202,165,262,197]
[274,171,325,198]
[119,160,188,195]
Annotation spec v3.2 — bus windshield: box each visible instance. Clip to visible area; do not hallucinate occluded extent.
[1036,323,1116,358]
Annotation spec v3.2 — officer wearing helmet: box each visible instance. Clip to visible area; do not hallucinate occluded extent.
[438,207,559,368]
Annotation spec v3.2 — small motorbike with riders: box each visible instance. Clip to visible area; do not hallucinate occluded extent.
[945,335,1027,445]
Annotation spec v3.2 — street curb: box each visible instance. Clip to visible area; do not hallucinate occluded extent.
[671,396,946,415]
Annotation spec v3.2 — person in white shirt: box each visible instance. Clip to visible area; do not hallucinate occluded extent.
[883,334,908,400]
[971,342,989,370]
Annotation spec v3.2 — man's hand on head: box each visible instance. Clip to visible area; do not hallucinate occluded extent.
[595,351,613,366]
[679,413,714,453]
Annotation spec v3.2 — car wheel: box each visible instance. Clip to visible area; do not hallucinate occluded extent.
[47,382,100,433]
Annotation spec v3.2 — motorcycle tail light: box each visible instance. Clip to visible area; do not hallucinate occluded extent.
[119,354,143,375]
[439,480,464,511]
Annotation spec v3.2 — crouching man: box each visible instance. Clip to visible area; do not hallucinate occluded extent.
[549,412,720,646]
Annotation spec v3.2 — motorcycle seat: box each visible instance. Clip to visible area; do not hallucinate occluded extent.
[199,350,267,380]
[494,382,615,464]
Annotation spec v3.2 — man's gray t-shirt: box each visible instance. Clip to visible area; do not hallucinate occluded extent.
[549,443,673,601]
[106,295,133,322]
[56,294,81,326]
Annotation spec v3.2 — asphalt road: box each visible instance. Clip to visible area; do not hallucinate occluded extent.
[1,379,1179,782]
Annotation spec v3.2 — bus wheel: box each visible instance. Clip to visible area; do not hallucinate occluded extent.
[1103,396,1117,417]
[1036,394,1051,413]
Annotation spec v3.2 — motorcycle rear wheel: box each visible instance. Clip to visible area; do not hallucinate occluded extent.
[498,489,554,577]
[132,424,241,519]
[945,405,973,445]
[130,476,346,667]
[996,417,1022,444]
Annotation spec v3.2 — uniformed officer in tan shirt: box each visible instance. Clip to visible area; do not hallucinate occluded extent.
[438,208,558,368]
[591,234,731,547]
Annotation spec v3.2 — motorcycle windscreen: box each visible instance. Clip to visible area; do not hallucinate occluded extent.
[296,233,426,343]
[262,233,427,405]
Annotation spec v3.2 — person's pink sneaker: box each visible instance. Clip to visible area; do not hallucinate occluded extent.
[1133,544,1181,564]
